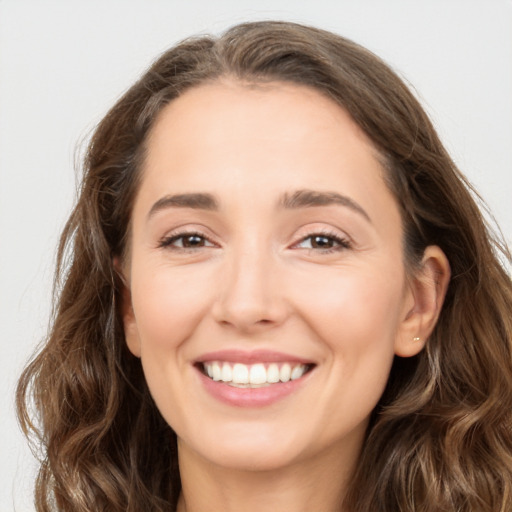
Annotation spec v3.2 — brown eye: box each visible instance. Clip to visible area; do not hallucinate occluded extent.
[159,232,215,249]
[182,235,206,247]
[310,235,335,249]
[294,233,351,252]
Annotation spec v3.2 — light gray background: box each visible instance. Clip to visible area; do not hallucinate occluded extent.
[1,1,511,510]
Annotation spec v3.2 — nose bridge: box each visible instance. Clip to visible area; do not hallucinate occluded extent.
[214,235,286,329]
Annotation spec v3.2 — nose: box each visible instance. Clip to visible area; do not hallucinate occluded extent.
[212,245,289,333]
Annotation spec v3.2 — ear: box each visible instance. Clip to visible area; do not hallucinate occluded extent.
[394,246,451,357]
[114,257,142,358]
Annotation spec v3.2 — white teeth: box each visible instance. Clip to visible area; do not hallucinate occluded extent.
[280,363,291,382]
[249,363,267,385]
[202,361,309,386]
[291,365,304,380]
[267,363,280,383]
[221,363,232,382]
[232,363,249,384]
[212,362,221,381]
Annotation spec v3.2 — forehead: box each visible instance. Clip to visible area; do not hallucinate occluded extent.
[143,80,385,188]
[149,80,374,149]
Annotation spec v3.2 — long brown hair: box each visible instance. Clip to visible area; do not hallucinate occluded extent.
[17,21,512,511]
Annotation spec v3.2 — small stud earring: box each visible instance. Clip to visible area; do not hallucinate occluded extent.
[413,337,421,342]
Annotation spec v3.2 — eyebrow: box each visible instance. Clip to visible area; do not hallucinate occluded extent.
[280,189,371,222]
[148,193,219,218]
[147,189,371,223]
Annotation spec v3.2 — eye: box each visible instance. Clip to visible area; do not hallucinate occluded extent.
[294,233,351,251]
[159,232,216,249]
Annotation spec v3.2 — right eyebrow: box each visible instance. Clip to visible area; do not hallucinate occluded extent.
[147,193,219,220]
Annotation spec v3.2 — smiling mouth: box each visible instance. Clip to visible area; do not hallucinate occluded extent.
[198,361,314,388]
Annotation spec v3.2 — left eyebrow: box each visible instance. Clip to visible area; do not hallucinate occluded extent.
[280,189,371,223]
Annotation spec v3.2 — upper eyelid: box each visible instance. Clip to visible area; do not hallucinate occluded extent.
[169,233,214,242]
[161,224,218,239]
[292,225,351,241]
[296,228,347,239]
[292,233,351,248]
[158,228,219,249]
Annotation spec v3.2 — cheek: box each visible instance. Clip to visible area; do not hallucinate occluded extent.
[128,264,214,428]
[293,263,405,346]
[272,264,405,451]
[290,263,405,406]
[130,263,213,354]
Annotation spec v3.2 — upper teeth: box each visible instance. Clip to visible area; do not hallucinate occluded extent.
[203,362,308,387]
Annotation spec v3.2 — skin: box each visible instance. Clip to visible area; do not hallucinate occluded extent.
[121,81,450,512]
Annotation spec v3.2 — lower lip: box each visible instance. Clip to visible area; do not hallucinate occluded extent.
[197,369,310,407]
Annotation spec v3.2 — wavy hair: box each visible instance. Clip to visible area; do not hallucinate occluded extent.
[17,20,512,511]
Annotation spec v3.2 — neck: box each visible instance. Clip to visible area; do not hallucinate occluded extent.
[176,438,360,512]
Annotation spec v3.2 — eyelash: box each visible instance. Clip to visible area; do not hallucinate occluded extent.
[158,230,351,254]
[293,231,352,253]
[158,231,216,251]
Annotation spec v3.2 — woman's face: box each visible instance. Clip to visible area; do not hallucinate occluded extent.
[122,81,425,472]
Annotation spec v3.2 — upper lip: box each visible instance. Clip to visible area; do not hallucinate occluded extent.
[195,349,315,365]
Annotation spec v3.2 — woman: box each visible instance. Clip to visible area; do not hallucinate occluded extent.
[17,20,512,511]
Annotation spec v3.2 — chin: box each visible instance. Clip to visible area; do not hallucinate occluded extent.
[204,446,301,472]
[178,424,308,472]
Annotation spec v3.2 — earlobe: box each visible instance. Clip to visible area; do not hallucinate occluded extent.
[394,246,451,358]
[114,258,142,358]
